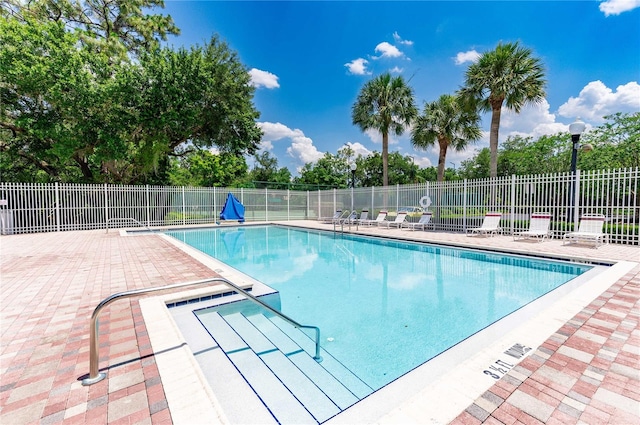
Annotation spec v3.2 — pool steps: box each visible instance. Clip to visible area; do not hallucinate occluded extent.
[196,310,373,424]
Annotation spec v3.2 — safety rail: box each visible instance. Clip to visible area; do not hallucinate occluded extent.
[106,217,154,233]
[81,277,322,386]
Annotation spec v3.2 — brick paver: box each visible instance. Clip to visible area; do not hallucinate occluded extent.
[1,227,638,424]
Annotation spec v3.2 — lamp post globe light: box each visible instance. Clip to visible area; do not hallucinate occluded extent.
[569,118,586,174]
[350,161,357,188]
[568,118,586,223]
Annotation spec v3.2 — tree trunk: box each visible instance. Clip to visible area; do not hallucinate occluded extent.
[437,137,448,182]
[382,131,389,186]
[489,102,502,178]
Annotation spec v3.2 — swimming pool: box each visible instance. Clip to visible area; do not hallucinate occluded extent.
[165,225,591,390]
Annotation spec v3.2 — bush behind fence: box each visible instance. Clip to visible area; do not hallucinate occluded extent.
[1,168,638,244]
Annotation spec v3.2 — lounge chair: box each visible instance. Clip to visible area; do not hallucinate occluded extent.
[319,210,343,223]
[466,212,502,237]
[339,210,358,225]
[331,210,351,225]
[379,211,408,229]
[356,210,369,224]
[361,210,387,226]
[563,214,607,248]
[513,212,552,242]
[402,211,433,231]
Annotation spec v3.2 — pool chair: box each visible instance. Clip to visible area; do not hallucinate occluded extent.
[466,212,502,237]
[379,211,408,229]
[339,210,358,225]
[331,210,351,225]
[402,211,434,231]
[319,210,343,223]
[360,210,387,226]
[563,213,607,248]
[356,209,369,224]
[513,212,552,242]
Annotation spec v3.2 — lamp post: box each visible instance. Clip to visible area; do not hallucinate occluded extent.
[568,118,586,223]
[350,161,357,189]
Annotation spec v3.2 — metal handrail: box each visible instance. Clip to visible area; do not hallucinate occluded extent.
[106,217,154,233]
[81,277,322,386]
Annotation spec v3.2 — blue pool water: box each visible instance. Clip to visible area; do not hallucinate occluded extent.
[165,225,591,389]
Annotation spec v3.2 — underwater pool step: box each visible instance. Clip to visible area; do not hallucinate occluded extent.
[219,312,354,423]
[268,315,375,399]
[247,313,360,410]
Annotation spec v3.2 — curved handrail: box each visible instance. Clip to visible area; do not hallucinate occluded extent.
[106,217,154,233]
[82,277,322,386]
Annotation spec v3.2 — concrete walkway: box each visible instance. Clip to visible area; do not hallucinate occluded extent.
[0,225,638,424]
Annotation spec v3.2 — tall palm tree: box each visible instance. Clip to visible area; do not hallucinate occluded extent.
[411,94,482,181]
[460,41,546,178]
[352,73,417,186]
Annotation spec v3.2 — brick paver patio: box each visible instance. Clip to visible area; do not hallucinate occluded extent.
[1,226,638,424]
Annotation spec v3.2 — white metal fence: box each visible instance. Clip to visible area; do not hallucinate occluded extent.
[1,168,638,244]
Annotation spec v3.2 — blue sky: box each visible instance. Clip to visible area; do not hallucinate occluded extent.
[161,1,640,174]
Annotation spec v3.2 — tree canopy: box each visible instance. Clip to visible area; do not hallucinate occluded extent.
[460,41,546,178]
[0,4,261,184]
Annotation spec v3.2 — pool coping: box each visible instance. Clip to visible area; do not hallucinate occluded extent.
[136,224,637,424]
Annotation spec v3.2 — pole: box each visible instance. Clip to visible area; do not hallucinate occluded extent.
[568,134,580,223]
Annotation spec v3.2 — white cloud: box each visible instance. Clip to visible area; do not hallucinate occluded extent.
[558,81,640,123]
[344,58,371,75]
[393,31,414,46]
[364,128,401,145]
[248,68,280,89]
[412,155,433,168]
[345,142,373,158]
[258,122,324,167]
[454,50,481,65]
[374,42,403,59]
[599,0,640,16]
[390,66,404,74]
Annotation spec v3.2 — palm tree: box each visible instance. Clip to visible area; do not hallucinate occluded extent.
[411,94,482,181]
[352,73,417,186]
[460,41,546,178]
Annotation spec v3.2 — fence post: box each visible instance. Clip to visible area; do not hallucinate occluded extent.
[510,174,516,235]
[265,188,268,221]
[213,187,217,222]
[181,187,186,226]
[333,189,336,215]
[463,179,468,232]
[53,182,60,232]
[103,183,108,231]
[146,185,150,227]
[287,189,290,221]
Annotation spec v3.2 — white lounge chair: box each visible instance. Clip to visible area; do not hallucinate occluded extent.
[563,214,607,248]
[379,211,408,229]
[331,210,351,225]
[466,212,502,237]
[320,210,343,223]
[356,210,369,224]
[402,211,433,231]
[361,210,387,226]
[513,212,552,242]
[339,210,358,224]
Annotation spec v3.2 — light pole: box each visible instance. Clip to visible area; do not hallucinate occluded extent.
[350,161,357,189]
[568,118,586,223]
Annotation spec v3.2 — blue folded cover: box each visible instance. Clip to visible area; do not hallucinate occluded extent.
[220,193,245,222]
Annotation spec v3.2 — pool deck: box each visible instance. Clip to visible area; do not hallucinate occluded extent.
[0,222,638,424]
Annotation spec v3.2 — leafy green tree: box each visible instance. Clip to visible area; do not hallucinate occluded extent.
[248,151,292,188]
[352,73,417,186]
[459,148,491,179]
[0,14,261,184]
[411,94,481,181]
[460,42,546,178]
[168,150,248,187]
[295,152,351,189]
[580,112,640,170]
[2,0,179,61]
